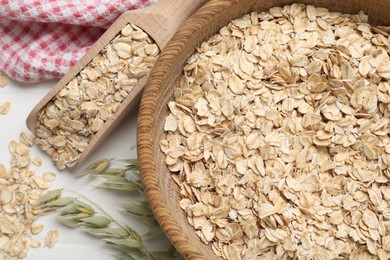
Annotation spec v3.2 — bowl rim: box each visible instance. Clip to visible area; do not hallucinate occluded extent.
[137,0,249,258]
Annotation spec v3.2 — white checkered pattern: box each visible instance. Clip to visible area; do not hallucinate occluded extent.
[0,0,157,82]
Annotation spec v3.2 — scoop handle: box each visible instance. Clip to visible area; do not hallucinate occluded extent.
[129,0,209,48]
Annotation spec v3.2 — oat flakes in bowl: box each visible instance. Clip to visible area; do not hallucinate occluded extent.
[138,0,390,259]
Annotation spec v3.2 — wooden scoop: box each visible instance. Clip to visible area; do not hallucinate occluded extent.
[26,0,208,169]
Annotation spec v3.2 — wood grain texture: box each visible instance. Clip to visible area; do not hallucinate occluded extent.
[25,0,208,169]
[137,0,390,259]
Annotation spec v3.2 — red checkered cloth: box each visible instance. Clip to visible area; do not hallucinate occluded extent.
[0,0,157,82]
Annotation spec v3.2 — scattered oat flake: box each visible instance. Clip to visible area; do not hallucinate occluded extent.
[0,139,55,259]
[19,131,35,147]
[0,101,11,115]
[32,155,43,167]
[45,230,59,248]
[43,171,56,182]
[30,223,45,235]
[30,238,42,248]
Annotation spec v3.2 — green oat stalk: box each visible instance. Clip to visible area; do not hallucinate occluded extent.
[36,159,177,260]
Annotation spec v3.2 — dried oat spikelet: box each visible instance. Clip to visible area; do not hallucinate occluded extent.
[79,158,144,193]
[78,158,112,177]
[37,159,177,260]
[79,159,165,238]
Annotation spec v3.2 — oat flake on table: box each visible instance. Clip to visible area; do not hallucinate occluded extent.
[0,138,57,259]
[0,75,57,258]
[161,4,390,260]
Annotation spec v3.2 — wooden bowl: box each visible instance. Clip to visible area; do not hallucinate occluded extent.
[138,0,390,259]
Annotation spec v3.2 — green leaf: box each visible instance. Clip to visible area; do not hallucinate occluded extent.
[121,159,139,168]
[104,237,143,249]
[58,203,80,215]
[98,168,126,177]
[121,201,153,217]
[124,168,141,179]
[143,226,164,238]
[77,158,112,177]
[129,229,143,244]
[101,175,129,182]
[95,181,140,192]
[33,189,62,206]
[121,225,139,238]
[74,200,96,215]
[121,202,157,227]
[84,227,130,239]
[46,197,75,208]
[81,215,112,228]
[56,215,81,228]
